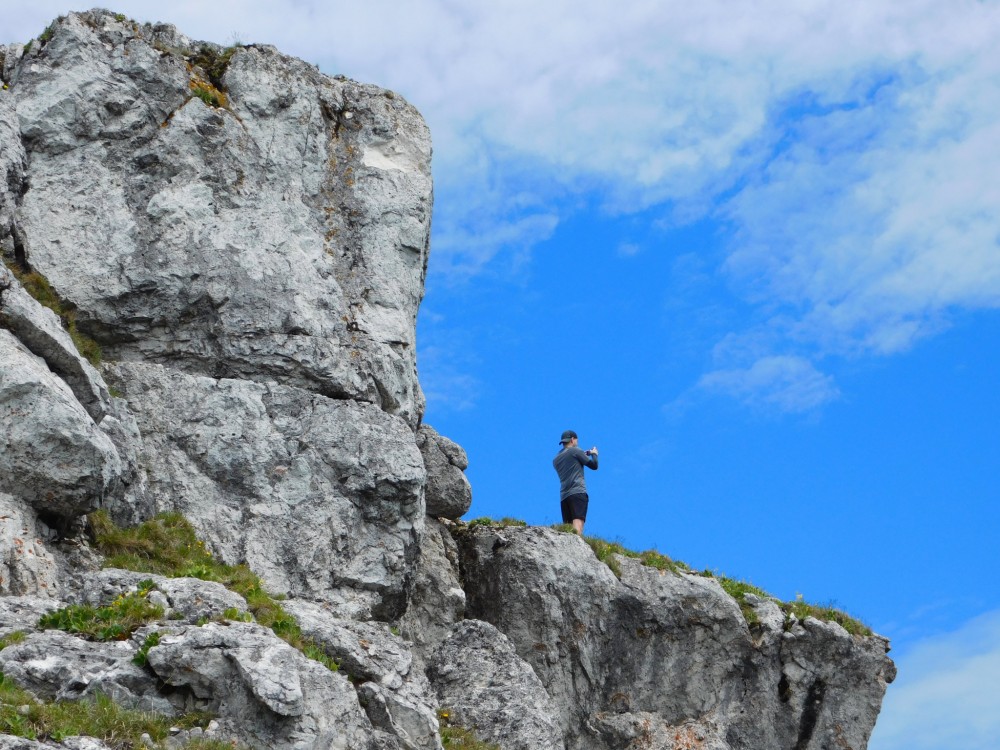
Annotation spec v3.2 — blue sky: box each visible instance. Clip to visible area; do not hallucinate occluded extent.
[5,2,1000,747]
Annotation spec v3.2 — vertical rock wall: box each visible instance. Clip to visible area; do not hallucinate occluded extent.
[1,9,442,616]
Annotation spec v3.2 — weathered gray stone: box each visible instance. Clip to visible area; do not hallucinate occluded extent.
[417,425,471,519]
[146,621,376,749]
[398,518,465,658]
[0,265,112,423]
[104,361,425,617]
[0,494,60,598]
[0,594,63,638]
[0,91,25,254]
[282,600,441,750]
[77,569,248,624]
[0,736,57,750]
[428,619,565,750]
[454,525,895,750]
[10,10,430,424]
[0,630,175,714]
[0,328,122,517]
[589,713,729,750]
[59,739,114,750]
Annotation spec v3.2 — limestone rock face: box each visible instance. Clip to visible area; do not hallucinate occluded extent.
[0,630,174,714]
[0,327,123,518]
[428,619,565,750]
[8,10,430,424]
[104,361,424,615]
[397,518,466,658]
[417,425,472,519]
[0,494,60,598]
[283,600,442,750]
[454,525,895,750]
[146,622,376,750]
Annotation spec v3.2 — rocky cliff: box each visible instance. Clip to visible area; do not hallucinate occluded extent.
[0,10,893,750]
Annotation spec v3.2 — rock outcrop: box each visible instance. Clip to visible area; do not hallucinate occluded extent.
[0,10,892,750]
[454,525,896,750]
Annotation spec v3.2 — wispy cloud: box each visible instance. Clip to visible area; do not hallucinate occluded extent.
[697,355,840,412]
[869,609,1000,750]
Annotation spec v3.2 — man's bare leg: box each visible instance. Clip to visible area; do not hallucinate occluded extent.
[573,519,585,535]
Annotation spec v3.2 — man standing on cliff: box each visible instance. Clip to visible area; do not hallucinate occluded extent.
[553,430,598,535]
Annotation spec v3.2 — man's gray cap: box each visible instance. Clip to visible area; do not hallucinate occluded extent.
[559,429,578,444]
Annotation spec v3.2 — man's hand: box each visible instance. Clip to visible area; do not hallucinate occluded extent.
[589,446,598,456]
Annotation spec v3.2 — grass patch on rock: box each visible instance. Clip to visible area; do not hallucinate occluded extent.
[88,511,340,671]
[780,597,872,636]
[465,516,527,529]
[2,259,102,365]
[38,580,163,641]
[437,709,500,750]
[582,534,689,579]
[0,672,213,749]
[0,632,26,650]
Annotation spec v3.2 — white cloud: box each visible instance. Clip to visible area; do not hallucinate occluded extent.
[697,355,840,412]
[869,609,1000,750]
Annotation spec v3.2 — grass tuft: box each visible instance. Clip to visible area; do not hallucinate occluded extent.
[781,598,872,636]
[132,631,161,667]
[39,586,163,642]
[3,259,102,365]
[0,632,26,650]
[582,534,687,579]
[0,672,213,749]
[437,709,500,750]
[89,511,339,670]
[465,517,527,529]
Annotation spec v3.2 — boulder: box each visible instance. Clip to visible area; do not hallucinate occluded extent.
[0,265,112,424]
[146,621,376,749]
[416,425,472,519]
[0,630,175,714]
[0,328,122,518]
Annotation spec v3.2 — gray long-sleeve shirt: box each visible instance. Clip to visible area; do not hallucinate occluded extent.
[553,446,598,501]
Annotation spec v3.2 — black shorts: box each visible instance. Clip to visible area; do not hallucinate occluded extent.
[561,493,589,523]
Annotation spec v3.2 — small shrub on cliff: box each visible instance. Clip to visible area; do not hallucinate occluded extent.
[189,45,239,90]
[88,511,340,671]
